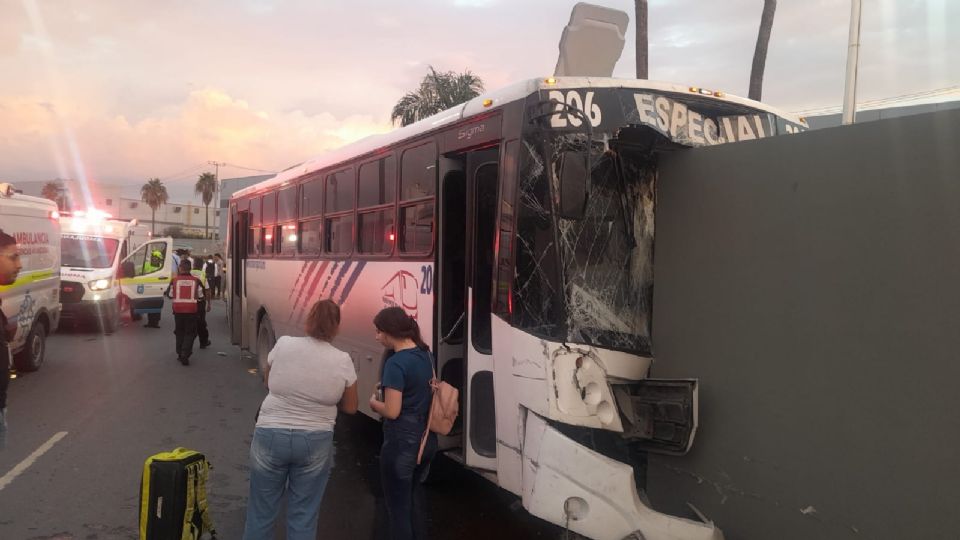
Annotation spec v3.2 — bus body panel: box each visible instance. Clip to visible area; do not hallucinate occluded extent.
[242,258,434,417]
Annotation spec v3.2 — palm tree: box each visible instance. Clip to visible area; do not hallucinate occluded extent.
[195,172,217,239]
[391,67,484,127]
[41,181,63,208]
[749,0,777,101]
[635,0,648,79]
[140,178,169,235]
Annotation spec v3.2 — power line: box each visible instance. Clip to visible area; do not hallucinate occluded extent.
[222,163,278,174]
[156,162,207,182]
[794,85,960,116]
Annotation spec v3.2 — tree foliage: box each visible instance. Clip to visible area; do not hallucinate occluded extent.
[391,67,484,127]
[141,178,169,234]
[195,172,217,239]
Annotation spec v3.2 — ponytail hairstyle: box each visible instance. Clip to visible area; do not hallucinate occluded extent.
[374,307,429,352]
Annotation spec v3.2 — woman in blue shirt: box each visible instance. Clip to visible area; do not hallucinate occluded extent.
[369,307,437,540]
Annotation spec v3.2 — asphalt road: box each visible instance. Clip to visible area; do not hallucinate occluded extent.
[0,301,561,540]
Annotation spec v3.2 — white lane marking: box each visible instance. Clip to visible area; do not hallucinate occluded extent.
[0,431,69,492]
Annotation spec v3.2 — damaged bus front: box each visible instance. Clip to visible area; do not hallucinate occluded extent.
[492,81,806,539]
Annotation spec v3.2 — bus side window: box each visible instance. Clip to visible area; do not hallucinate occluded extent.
[248,197,263,257]
[262,192,278,256]
[358,156,396,255]
[399,142,436,255]
[324,168,356,255]
[300,177,324,256]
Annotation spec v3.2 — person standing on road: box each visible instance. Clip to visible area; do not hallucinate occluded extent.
[368,307,438,540]
[0,230,22,429]
[189,257,212,349]
[142,250,166,328]
[242,299,358,540]
[164,259,205,365]
[202,255,220,300]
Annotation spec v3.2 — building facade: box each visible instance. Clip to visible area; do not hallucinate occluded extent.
[12,180,220,238]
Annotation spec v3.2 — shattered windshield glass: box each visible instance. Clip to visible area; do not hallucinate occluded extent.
[513,131,655,355]
[554,133,655,354]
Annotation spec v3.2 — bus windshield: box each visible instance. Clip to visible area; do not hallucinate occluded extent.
[61,235,120,269]
[513,131,654,355]
[555,133,654,354]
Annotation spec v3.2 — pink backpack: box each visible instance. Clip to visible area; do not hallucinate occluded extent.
[418,364,459,464]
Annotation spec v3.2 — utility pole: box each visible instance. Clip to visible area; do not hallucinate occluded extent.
[841,0,863,125]
[208,161,225,240]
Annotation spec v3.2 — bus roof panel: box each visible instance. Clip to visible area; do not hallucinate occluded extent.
[234,77,804,199]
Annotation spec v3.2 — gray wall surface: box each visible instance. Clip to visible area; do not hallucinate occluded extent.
[805,100,960,130]
[646,110,960,539]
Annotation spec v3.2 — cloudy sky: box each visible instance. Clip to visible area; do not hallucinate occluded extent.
[0,0,955,202]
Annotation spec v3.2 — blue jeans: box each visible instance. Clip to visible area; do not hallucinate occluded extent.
[381,415,438,540]
[243,427,334,540]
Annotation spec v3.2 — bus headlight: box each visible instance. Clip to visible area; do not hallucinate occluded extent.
[89,279,111,291]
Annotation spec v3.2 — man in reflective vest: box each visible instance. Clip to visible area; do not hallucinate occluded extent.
[189,257,212,349]
[141,250,166,328]
[165,259,205,366]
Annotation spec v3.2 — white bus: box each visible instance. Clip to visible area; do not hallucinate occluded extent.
[0,184,61,372]
[227,77,806,540]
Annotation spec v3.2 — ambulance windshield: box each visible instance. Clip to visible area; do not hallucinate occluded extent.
[61,235,120,269]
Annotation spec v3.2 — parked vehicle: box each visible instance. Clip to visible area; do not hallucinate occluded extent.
[0,183,61,372]
[59,210,172,332]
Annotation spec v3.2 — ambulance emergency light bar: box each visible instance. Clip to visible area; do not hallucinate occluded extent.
[62,209,138,234]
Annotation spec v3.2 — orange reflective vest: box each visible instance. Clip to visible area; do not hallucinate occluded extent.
[168,275,202,314]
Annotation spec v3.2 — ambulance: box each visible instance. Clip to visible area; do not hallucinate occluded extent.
[59,210,173,332]
[0,183,61,372]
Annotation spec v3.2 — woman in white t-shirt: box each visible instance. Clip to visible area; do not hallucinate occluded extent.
[242,299,358,540]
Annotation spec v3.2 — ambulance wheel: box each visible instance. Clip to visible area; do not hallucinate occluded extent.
[119,294,140,321]
[99,304,119,334]
[257,316,275,383]
[14,322,46,372]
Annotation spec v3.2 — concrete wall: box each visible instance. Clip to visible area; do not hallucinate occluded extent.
[646,110,960,539]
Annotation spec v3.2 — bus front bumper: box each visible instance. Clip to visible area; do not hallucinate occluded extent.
[522,412,723,540]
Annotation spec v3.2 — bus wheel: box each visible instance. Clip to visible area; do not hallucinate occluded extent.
[257,315,275,383]
[14,322,46,372]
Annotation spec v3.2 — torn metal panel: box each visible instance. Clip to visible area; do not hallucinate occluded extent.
[522,412,723,540]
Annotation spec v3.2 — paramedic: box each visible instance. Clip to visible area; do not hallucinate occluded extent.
[0,230,22,429]
[165,259,204,365]
[142,249,165,328]
[190,257,212,348]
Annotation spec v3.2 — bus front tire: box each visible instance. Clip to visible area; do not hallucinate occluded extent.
[257,316,275,384]
[14,322,46,372]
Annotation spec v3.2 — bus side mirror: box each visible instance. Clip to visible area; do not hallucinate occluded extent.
[119,261,135,279]
[558,150,590,219]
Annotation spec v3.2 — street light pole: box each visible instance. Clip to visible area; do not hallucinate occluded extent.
[841,0,863,125]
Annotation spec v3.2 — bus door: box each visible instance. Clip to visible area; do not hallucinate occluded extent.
[230,206,249,347]
[464,147,500,471]
[436,156,467,455]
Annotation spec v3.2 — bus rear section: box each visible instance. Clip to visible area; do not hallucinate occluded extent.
[0,184,61,372]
